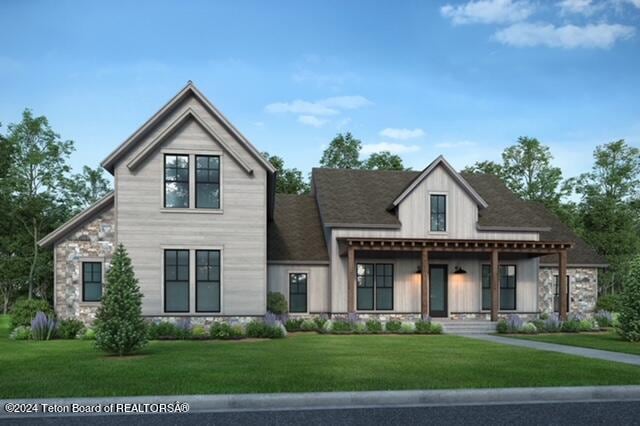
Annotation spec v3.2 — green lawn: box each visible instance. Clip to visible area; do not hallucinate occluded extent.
[510,331,640,356]
[2,315,640,399]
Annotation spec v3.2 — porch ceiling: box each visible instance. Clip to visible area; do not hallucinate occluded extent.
[338,237,573,256]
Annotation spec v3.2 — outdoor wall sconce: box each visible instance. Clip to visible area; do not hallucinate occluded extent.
[453,266,467,274]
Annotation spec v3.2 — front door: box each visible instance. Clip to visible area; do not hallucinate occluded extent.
[429,265,448,318]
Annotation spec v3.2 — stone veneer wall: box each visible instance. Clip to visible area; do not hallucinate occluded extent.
[538,267,598,317]
[54,206,114,323]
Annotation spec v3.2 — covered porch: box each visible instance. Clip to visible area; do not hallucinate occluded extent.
[339,237,574,321]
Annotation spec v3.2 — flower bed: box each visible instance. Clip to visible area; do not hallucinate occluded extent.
[497,313,607,335]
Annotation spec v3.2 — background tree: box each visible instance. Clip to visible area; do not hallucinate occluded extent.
[617,254,640,341]
[262,152,309,194]
[95,244,148,356]
[319,132,362,169]
[462,160,504,177]
[362,151,407,171]
[4,110,75,299]
[68,165,112,210]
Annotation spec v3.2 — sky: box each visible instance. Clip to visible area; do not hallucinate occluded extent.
[1,0,639,182]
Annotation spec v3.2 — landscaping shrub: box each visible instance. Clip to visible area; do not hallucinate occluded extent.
[496,319,508,333]
[543,314,563,333]
[230,324,246,338]
[191,325,207,339]
[31,311,57,341]
[354,322,367,333]
[539,313,550,320]
[246,320,267,337]
[80,328,96,340]
[313,314,329,329]
[365,319,383,333]
[522,323,537,334]
[594,310,614,328]
[267,292,288,315]
[9,325,31,340]
[57,319,85,339]
[95,244,148,355]
[506,314,523,333]
[148,321,184,340]
[300,319,317,331]
[322,320,334,333]
[385,320,402,333]
[579,320,597,332]
[10,299,53,330]
[210,322,233,339]
[400,322,416,334]
[429,322,443,334]
[532,319,545,333]
[561,319,581,333]
[617,255,640,342]
[596,294,622,313]
[414,319,432,334]
[285,318,304,332]
[245,319,286,339]
[175,318,192,339]
[331,320,352,333]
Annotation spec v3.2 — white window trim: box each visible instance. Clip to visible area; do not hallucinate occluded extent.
[428,191,449,235]
[79,257,105,306]
[287,269,310,315]
[160,245,224,315]
[160,149,224,213]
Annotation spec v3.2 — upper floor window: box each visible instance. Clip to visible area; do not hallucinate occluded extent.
[430,194,446,232]
[164,154,189,208]
[196,155,220,209]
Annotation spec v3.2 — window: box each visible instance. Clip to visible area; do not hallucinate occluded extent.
[164,155,189,208]
[481,265,517,310]
[554,275,570,313]
[82,262,102,302]
[164,250,189,312]
[375,264,393,310]
[196,155,220,209]
[430,194,446,232]
[196,250,220,312]
[357,263,394,311]
[289,273,308,313]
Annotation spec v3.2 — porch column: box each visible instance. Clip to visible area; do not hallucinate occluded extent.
[559,250,568,321]
[347,246,355,313]
[491,249,499,322]
[421,248,429,317]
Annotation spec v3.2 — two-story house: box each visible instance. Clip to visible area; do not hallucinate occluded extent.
[39,82,606,327]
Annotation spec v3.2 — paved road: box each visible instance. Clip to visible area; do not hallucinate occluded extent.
[3,401,640,425]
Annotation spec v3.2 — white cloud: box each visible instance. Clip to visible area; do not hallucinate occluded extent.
[630,0,640,8]
[435,141,477,148]
[494,22,635,48]
[379,128,425,140]
[361,142,421,155]
[265,95,372,116]
[253,121,264,127]
[298,115,327,127]
[441,0,534,25]
[557,0,599,15]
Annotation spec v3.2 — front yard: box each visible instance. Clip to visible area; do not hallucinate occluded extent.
[2,315,640,399]
[509,331,640,356]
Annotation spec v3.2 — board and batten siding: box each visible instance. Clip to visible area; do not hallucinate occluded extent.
[267,264,330,313]
[115,95,267,316]
[327,164,540,313]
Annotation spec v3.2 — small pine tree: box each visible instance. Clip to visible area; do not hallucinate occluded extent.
[617,255,640,342]
[95,244,148,355]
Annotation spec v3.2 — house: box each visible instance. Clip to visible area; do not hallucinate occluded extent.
[39,82,607,326]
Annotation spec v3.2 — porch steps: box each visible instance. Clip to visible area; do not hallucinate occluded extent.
[433,319,497,335]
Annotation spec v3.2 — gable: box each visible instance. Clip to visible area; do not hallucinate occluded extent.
[101,82,275,175]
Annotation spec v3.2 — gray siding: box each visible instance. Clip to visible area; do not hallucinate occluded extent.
[267,263,330,313]
[115,95,267,316]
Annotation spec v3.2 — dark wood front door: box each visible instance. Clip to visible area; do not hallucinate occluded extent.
[429,265,448,318]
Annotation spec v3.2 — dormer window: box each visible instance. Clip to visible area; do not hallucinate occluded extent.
[430,194,446,232]
[164,155,189,208]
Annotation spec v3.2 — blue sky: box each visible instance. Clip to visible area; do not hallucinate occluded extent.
[1,0,639,182]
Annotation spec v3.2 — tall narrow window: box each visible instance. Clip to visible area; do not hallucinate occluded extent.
[554,275,570,313]
[430,194,446,232]
[289,273,308,313]
[375,264,393,310]
[356,264,374,310]
[481,265,517,311]
[164,155,189,208]
[196,155,220,209]
[82,262,102,302]
[165,250,189,312]
[196,250,221,312]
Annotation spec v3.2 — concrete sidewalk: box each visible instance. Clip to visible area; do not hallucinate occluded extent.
[467,334,640,366]
[2,386,640,418]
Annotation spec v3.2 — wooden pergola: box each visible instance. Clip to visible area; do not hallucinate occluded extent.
[341,237,574,321]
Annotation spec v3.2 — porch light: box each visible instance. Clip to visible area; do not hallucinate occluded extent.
[453,266,467,274]
[415,265,422,274]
